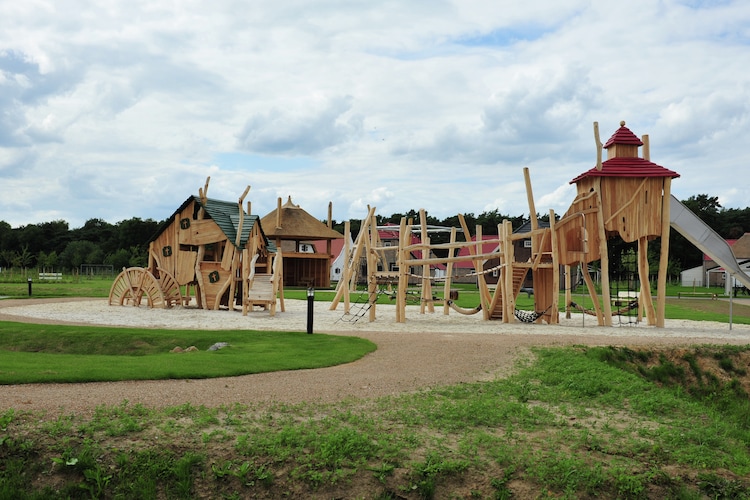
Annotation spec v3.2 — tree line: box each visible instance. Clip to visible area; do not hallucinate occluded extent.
[0,218,159,276]
[1,194,748,277]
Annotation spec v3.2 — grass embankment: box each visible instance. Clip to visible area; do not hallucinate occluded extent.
[2,346,749,498]
[0,322,375,384]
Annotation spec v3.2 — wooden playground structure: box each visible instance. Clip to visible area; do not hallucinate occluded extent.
[331,121,679,327]
[109,178,284,315]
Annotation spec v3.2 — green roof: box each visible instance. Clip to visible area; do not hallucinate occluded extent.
[150,196,275,252]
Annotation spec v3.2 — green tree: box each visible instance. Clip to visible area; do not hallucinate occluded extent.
[39,220,71,254]
[72,218,118,254]
[59,241,103,273]
[0,221,13,253]
[12,245,34,271]
[115,218,159,255]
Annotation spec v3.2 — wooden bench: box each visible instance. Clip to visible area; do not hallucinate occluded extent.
[38,272,63,281]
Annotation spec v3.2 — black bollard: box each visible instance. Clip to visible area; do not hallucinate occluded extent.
[28,277,32,297]
[306,286,314,334]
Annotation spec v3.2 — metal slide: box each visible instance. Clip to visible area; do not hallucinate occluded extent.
[669,195,750,290]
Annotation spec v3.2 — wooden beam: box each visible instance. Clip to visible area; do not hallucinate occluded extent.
[419,209,433,314]
[595,178,613,325]
[549,209,560,324]
[524,167,539,254]
[656,177,672,327]
[503,220,515,323]
[368,211,378,322]
[638,237,655,324]
[443,227,457,315]
[343,220,351,314]
[594,122,603,171]
[330,207,374,310]
[397,217,409,323]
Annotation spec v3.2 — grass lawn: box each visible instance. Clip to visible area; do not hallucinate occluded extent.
[2,278,750,497]
[0,321,375,384]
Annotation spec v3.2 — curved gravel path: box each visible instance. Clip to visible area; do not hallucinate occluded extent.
[1,298,749,418]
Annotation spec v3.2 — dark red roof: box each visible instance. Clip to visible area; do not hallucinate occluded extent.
[603,123,643,148]
[570,157,680,183]
[570,122,680,183]
[453,235,499,268]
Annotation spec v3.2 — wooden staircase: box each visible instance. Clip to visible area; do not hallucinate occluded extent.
[488,267,530,320]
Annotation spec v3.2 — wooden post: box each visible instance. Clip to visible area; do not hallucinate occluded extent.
[524,167,539,251]
[594,122,603,171]
[368,211,378,322]
[276,197,282,228]
[443,227,457,315]
[458,214,491,319]
[419,209,433,314]
[594,179,613,325]
[343,220,351,314]
[656,177,672,327]
[194,177,210,309]
[397,217,409,322]
[228,185,251,312]
[549,209,560,324]
[564,264,572,319]
[330,207,374,310]
[637,237,654,324]
[503,220,515,323]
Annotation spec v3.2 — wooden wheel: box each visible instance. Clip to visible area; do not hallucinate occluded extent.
[109,267,167,308]
[155,267,183,308]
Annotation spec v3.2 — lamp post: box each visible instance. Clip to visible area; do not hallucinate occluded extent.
[28,277,32,297]
[306,286,314,334]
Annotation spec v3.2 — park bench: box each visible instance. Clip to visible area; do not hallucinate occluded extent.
[678,291,717,299]
[38,272,63,281]
[612,291,639,307]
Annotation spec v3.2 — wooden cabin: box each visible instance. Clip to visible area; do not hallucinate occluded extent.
[260,196,343,288]
[118,179,284,315]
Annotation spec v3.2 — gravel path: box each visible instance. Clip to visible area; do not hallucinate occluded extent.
[1,298,749,418]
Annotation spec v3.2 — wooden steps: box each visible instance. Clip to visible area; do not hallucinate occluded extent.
[489,267,530,320]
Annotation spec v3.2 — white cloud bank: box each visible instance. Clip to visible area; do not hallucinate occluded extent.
[1,0,748,228]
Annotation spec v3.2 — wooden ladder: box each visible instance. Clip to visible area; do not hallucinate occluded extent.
[489,267,529,320]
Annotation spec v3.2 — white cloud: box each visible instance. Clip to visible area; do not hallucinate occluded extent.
[0,0,749,229]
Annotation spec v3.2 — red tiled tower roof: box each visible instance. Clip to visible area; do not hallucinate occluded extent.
[570,121,680,183]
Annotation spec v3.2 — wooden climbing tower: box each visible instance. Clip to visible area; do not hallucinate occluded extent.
[329,120,680,329]
[561,121,680,326]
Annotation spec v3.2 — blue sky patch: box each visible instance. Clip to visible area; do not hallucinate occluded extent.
[212,152,320,173]
[455,24,555,47]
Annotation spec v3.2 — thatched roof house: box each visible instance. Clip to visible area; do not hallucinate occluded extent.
[261,196,343,288]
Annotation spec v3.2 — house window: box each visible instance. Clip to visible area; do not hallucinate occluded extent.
[492,269,499,277]
[389,263,399,272]
[523,239,532,248]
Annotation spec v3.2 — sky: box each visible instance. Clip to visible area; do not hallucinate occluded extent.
[1,0,749,229]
